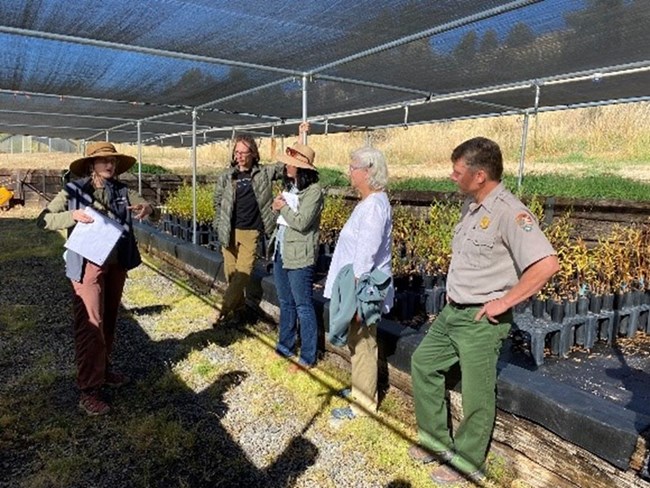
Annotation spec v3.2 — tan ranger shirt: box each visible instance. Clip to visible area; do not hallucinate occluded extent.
[446,182,556,305]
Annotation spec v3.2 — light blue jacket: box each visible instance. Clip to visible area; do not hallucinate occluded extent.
[327,263,392,346]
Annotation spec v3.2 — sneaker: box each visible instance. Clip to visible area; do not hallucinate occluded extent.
[105,370,130,388]
[337,387,352,399]
[330,406,357,420]
[79,390,110,416]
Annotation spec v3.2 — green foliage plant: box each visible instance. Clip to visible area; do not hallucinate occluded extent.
[540,213,574,300]
[390,204,420,278]
[165,184,215,224]
[319,194,352,247]
[318,167,348,188]
[127,163,170,175]
[412,201,460,278]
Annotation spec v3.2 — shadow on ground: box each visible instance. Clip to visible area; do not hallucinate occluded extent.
[0,216,319,488]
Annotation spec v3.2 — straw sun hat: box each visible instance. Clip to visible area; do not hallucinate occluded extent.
[69,142,136,176]
[277,143,317,171]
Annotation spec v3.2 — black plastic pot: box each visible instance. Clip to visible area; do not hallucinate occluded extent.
[410,274,423,291]
[602,293,615,311]
[161,213,173,233]
[422,274,435,289]
[424,286,446,315]
[640,310,649,333]
[316,254,332,274]
[550,300,565,323]
[577,296,590,315]
[532,298,545,318]
[564,299,577,318]
[589,295,603,314]
[514,298,529,314]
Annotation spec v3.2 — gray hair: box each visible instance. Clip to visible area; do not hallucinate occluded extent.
[350,146,389,190]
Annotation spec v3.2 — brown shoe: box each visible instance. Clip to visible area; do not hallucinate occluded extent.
[408,444,454,464]
[105,370,130,388]
[211,310,225,328]
[287,361,312,374]
[430,464,485,486]
[212,310,239,328]
[79,390,110,416]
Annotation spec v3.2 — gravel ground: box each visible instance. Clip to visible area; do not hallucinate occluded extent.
[0,208,435,488]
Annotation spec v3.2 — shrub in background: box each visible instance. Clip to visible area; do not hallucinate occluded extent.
[165,184,215,224]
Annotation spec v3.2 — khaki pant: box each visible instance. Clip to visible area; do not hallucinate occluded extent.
[221,228,260,316]
[348,318,378,415]
[71,261,127,391]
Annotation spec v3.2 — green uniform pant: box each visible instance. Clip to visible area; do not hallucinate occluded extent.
[411,304,511,474]
[221,228,260,316]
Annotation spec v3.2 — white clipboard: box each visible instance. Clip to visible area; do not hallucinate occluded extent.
[64,207,125,266]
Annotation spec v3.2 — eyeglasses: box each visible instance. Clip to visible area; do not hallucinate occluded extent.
[234,150,251,157]
[348,164,366,172]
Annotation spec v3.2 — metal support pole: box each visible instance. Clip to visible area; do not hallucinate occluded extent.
[105,131,109,142]
[191,109,198,245]
[518,111,530,191]
[301,74,308,144]
[137,120,142,195]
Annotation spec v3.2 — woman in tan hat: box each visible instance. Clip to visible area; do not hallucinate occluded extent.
[270,124,323,372]
[37,141,157,416]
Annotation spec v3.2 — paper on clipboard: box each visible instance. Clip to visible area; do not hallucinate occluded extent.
[64,207,125,266]
[277,191,299,226]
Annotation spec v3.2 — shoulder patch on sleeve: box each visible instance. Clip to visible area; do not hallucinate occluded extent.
[515,212,535,232]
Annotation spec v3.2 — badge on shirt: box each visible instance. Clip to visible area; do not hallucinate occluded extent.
[515,212,534,232]
[479,216,490,229]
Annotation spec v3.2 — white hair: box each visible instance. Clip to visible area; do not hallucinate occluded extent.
[350,146,388,190]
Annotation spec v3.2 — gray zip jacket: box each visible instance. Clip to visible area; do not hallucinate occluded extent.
[213,162,284,245]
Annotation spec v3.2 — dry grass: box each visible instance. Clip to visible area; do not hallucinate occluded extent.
[2,103,650,181]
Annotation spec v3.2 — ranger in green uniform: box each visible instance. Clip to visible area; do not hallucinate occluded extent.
[409,137,559,485]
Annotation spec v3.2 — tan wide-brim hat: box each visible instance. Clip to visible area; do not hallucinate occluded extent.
[277,143,317,171]
[69,142,137,176]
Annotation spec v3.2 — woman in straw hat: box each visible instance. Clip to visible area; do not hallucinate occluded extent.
[270,124,323,373]
[323,146,393,422]
[37,141,156,416]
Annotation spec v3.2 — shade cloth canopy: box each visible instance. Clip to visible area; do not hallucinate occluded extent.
[0,0,648,147]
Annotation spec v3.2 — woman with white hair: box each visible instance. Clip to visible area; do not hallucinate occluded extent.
[324,146,393,421]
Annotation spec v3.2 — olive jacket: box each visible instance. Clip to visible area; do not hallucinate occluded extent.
[213,162,284,245]
[268,183,324,270]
